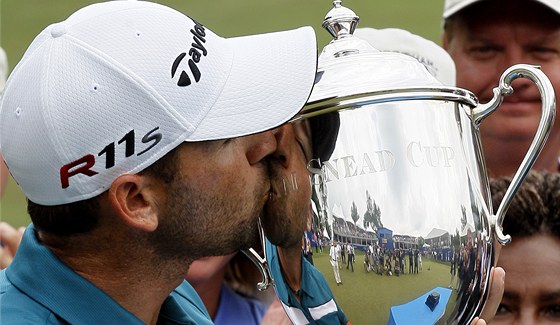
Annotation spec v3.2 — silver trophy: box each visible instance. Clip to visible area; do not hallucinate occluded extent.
[244,1,555,324]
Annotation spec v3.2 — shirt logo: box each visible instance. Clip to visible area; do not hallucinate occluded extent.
[171,19,207,87]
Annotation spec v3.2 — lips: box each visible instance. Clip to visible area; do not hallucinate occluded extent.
[266,161,284,202]
[266,188,276,206]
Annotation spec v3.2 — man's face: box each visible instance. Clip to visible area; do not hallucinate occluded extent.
[444,2,560,167]
[150,131,276,260]
[262,121,313,247]
[494,234,560,324]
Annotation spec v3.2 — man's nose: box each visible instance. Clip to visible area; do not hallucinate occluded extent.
[271,124,296,168]
[501,50,537,91]
[245,130,278,165]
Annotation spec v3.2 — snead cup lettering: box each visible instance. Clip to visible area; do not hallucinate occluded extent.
[406,141,454,168]
[310,151,396,183]
[60,127,162,189]
[171,19,207,87]
[307,141,455,183]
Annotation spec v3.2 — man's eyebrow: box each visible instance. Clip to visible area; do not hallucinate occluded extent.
[539,290,560,303]
[502,291,521,303]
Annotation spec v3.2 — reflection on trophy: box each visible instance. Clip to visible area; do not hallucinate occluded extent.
[243,1,555,324]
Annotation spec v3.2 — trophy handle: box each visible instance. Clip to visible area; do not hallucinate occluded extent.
[472,64,556,245]
[241,219,274,291]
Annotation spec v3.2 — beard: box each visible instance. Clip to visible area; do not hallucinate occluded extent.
[148,175,262,262]
[262,166,309,248]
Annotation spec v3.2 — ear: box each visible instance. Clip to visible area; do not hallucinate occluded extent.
[107,174,161,232]
[441,31,449,50]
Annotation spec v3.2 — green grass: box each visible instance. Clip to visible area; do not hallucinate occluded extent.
[311,250,456,324]
[0,0,445,227]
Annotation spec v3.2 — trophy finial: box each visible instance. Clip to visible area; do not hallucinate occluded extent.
[322,0,359,40]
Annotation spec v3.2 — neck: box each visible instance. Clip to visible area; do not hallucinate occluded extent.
[277,244,303,299]
[41,231,190,325]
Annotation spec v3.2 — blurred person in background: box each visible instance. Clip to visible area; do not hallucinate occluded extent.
[0,222,24,269]
[186,253,268,324]
[0,47,8,198]
[442,0,560,178]
[490,170,560,324]
[0,47,25,270]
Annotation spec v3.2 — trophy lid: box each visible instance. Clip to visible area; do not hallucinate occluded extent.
[304,0,465,110]
[322,0,359,40]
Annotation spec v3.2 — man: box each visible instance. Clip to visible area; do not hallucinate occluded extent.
[409,248,414,274]
[0,1,317,323]
[450,246,458,289]
[263,121,350,324]
[340,240,346,264]
[346,243,355,272]
[332,242,343,283]
[490,170,560,324]
[303,232,314,265]
[442,0,560,178]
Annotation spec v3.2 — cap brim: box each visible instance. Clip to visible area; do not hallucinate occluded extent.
[444,0,560,19]
[188,26,318,141]
[535,0,560,15]
[443,0,480,19]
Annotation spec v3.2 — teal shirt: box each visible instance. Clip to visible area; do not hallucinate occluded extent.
[0,224,213,325]
[265,239,348,324]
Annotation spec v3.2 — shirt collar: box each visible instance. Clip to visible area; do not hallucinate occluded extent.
[7,224,208,325]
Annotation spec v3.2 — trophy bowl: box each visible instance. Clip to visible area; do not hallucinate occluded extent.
[246,1,556,325]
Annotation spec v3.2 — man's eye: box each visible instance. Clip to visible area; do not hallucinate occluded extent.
[530,47,559,61]
[495,303,513,316]
[468,46,499,59]
[296,140,308,159]
[543,304,560,319]
[472,46,495,53]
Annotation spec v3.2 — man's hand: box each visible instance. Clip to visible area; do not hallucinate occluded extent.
[0,222,25,269]
[470,266,505,325]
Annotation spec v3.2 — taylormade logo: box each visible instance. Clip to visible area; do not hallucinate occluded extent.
[171,20,207,87]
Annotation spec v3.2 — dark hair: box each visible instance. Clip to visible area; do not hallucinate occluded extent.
[28,145,181,236]
[309,112,340,163]
[490,170,560,238]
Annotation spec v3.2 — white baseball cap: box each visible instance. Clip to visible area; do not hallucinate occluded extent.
[0,0,318,205]
[443,0,560,19]
[354,27,456,86]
